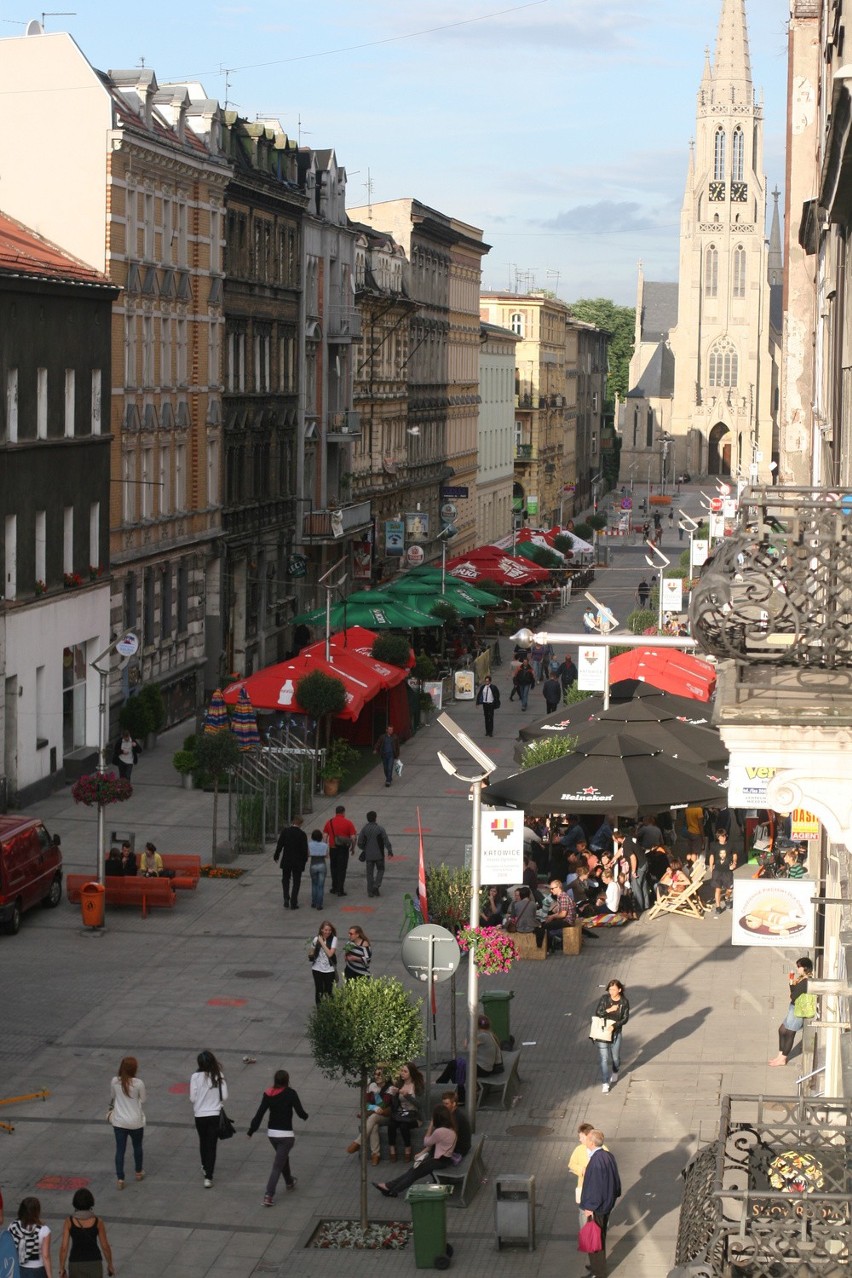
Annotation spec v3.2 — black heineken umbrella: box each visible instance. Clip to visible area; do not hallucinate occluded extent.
[514,697,726,768]
[484,730,727,817]
[517,678,713,746]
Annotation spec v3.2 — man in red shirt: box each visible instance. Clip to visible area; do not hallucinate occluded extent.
[323,805,357,896]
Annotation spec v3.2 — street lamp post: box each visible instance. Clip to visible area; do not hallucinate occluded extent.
[436,713,496,1134]
[645,541,671,633]
[90,632,140,885]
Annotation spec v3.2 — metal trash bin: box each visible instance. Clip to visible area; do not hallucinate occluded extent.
[480,989,514,1046]
[495,1174,535,1251]
[80,881,105,929]
[407,1184,452,1269]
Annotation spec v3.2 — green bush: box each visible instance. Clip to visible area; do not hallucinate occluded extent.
[372,634,411,668]
[573,522,594,542]
[626,608,658,635]
[119,694,153,739]
[564,683,595,705]
[321,739,360,781]
[138,682,166,732]
[172,749,196,776]
[553,534,575,556]
[587,514,608,532]
[413,652,438,682]
[520,735,577,770]
[295,669,347,720]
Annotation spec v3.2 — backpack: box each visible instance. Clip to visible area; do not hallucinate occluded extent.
[10,1221,40,1264]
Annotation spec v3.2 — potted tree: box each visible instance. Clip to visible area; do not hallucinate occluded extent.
[319,739,360,797]
[194,731,242,866]
[137,683,166,750]
[172,748,196,790]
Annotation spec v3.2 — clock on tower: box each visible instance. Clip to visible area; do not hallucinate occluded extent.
[730,181,748,202]
[709,181,726,202]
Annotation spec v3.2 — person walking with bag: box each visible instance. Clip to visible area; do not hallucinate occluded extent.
[357,811,393,898]
[769,957,815,1066]
[579,1130,621,1278]
[373,724,400,787]
[108,1056,146,1190]
[9,1197,52,1278]
[307,828,329,910]
[190,1050,229,1188]
[273,815,309,909]
[343,925,372,980]
[58,1188,115,1277]
[590,980,630,1093]
[475,675,500,737]
[323,804,356,897]
[247,1069,308,1206]
[310,921,338,1003]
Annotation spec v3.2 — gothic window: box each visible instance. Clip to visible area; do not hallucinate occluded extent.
[732,245,746,299]
[708,338,738,388]
[646,407,654,447]
[705,244,719,298]
[714,127,726,180]
[732,127,745,181]
[510,312,524,336]
[632,406,639,447]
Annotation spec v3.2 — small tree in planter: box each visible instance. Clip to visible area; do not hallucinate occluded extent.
[572,522,594,543]
[296,670,347,749]
[371,634,411,668]
[137,683,166,746]
[520,735,577,770]
[118,694,153,743]
[172,749,196,789]
[626,608,658,635]
[194,730,241,865]
[553,534,576,557]
[320,738,360,796]
[308,976,422,1229]
[587,514,608,533]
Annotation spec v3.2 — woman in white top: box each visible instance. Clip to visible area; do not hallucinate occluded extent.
[307,829,329,911]
[9,1196,52,1277]
[310,920,337,1004]
[109,1055,146,1189]
[190,1050,228,1188]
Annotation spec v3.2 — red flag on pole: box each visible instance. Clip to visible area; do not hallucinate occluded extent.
[417,806,429,924]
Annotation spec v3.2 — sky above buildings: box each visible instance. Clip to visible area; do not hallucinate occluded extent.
[4,0,788,305]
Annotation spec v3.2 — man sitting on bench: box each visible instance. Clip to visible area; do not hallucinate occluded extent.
[535,878,577,949]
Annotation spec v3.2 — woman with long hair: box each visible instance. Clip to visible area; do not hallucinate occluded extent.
[109,1055,146,1189]
[374,1102,458,1198]
[9,1196,52,1277]
[343,925,372,980]
[385,1061,425,1163]
[58,1188,115,1277]
[247,1068,308,1206]
[592,980,630,1093]
[310,920,338,1003]
[190,1050,228,1188]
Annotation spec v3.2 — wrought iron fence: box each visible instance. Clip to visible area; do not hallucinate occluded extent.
[675,1093,852,1275]
[690,487,852,668]
[227,746,320,855]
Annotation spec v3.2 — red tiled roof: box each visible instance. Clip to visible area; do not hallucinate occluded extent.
[0,211,110,286]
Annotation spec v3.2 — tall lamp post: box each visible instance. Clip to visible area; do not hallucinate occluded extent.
[436,523,458,596]
[436,712,496,1133]
[644,541,671,633]
[90,631,139,884]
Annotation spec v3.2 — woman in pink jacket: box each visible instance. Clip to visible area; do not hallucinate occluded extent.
[373,1104,457,1197]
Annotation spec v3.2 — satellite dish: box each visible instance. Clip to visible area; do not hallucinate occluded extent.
[25,18,44,34]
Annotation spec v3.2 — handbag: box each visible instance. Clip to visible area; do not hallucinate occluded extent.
[217,1082,236,1140]
[589,1014,616,1043]
[578,1219,603,1254]
[106,1103,114,1124]
[793,992,817,1018]
[394,758,404,777]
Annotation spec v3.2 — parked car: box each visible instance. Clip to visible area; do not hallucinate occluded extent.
[0,816,63,935]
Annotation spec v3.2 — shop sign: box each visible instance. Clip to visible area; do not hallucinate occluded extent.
[480,809,524,884]
[727,762,777,809]
[578,645,606,692]
[385,520,404,556]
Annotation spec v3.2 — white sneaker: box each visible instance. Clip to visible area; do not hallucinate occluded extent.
[204,1178,213,1188]
[601,1083,610,1094]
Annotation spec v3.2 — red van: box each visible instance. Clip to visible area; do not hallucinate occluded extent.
[0,816,63,934]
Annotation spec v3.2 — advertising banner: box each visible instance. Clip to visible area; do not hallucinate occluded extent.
[790,809,820,842]
[405,511,429,543]
[731,879,816,948]
[385,520,404,557]
[578,645,607,692]
[727,762,777,809]
[480,809,524,884]
[661,577,683,613]
[454,670,475,700]
[692,539,709,567]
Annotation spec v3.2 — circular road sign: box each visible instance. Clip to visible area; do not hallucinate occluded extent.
[116,632,139,658]
[441,502,458,522]
[401,923,460,984]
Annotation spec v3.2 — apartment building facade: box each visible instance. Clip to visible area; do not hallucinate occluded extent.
[477,323,518,545]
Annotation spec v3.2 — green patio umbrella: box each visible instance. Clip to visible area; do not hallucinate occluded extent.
[400,568,501,605]
[293,591,438,630]
[386,580,485,619]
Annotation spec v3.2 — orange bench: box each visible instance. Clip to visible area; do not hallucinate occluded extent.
[66,874,176,918]
[160,854,201,890]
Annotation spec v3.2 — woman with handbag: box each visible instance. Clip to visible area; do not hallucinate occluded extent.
[374,1103,457,1197]
[591,980,630,1093]
[247,1069,308,1206]
[108,1056,146,1189]
[310,921,338,1003]
[190,1050,229,1188]
[385,1062,424,1162]
[769,957,815,1066]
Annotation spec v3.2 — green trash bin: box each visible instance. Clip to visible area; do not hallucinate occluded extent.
[407,1183,452,1270]
[481,989,514,1046]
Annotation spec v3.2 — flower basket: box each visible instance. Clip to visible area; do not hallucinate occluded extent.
[457,925,519,975]
[71,772,133,807]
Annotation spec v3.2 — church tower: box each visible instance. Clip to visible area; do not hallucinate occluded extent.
[622,0,780,484]
[667,0,779,480]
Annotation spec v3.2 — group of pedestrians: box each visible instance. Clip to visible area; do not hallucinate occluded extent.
[476,649,577,728]
[273,806,392,910]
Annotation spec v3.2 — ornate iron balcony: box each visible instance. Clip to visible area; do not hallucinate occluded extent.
[676,1093,852,1275]
[690,486,852,668]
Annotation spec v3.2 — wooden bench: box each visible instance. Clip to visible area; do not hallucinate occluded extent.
[432,1134,487,1208]
[66,874,176,918]
[160,854,201,890]
[477,1050,522,1111]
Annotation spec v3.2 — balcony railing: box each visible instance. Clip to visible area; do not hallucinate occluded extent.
[302,500,372,541]
[327,306,362,339]
[327,410,361,440]
[675,1094,852,1274]
[515,443,535,461]
[690,486,852,670]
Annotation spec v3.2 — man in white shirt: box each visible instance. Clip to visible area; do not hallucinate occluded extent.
[475,675,501,738]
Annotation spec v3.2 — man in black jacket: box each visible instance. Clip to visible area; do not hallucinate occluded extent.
[580,1130,621,1276]
[475,675,501,737]
[273,815,309,909]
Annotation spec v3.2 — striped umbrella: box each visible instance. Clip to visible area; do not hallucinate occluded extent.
[230,687,261,751]
[203,688,229,735]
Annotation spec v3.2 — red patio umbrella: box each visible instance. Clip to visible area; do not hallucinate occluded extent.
[223,652,373,720]
[446,549,549,586]
[303,641,408,691]
[608,647,716,702]
[328,625,415,671]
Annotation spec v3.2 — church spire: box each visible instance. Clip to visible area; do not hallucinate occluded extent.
[713,0,752,105]
[768,187,783,286]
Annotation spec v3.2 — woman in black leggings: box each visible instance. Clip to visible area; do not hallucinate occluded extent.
[189,1050,228,1188]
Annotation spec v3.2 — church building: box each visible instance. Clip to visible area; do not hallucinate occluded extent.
[620,0,782,485]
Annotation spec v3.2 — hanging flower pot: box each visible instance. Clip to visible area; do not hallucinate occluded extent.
[70,772,133,807]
